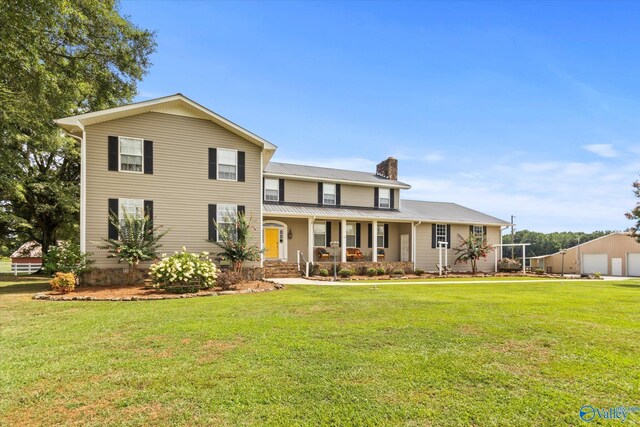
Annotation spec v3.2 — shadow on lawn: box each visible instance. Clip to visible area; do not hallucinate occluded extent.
[612,283,640,289]
[0,281,49,295]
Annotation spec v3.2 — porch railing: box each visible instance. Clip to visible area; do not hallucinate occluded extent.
[297,250,311,277]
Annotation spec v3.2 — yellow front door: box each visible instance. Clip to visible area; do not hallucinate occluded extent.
[264,228,280,259]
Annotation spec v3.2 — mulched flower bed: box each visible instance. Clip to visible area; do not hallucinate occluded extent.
[33,280,284,301]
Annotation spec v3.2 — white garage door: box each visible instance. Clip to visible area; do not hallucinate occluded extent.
[628,253,640,277]
[583,254,608,275]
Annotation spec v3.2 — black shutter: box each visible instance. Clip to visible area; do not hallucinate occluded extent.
[326,221,331,247]
[390,189,395,209]
[108,198,118,240]
[336,184,341,206]
[143,140,153,174]
[447,225,451,249]
[237,205,245,216]
[356,223,361,247]
[208,204,217,242]
[483,226,487,239]
[374,187,379,208]
[368,223,372,248]
[431,224,437,248]
[338,222,342,247]
[279,179,285,202]
[384,223,389,248]
[237,151,245,182]
[469,225,474,235]
[262,177,265,201]
[208,148,217,180]
[144,200,153,220]
[318,183,323,205]
[108,136,118,171]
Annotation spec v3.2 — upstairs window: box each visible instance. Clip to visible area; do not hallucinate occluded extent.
[313,222,326,247]
[119,137,143,172]
[436,224,447,245]
[323,183,336,205]
[378,188,391,209]
[264,179,279,201]
[217,204,238,241]
[218,149,237,181]
[472,225,484,238]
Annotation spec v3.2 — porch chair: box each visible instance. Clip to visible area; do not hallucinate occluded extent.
[376,248,385,262]
[316,247,330,261]
[346,248,364,262]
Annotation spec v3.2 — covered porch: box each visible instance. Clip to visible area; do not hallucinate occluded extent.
[262,215,416,266]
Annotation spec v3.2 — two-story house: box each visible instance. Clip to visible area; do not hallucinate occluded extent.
[55,94,509,282]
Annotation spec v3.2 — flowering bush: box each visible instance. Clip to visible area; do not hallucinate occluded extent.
[50,272,76,293]
[43,241,93,276]
[149,248,218,293]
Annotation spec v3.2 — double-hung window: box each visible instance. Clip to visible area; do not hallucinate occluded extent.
[378,188,391,209]
[436,224,447,245]
[119,199,144,223]
[217,204,238,241]
[218,149,237,181]
[264,179,279,201]
[313,222,326,247]
[472,225,484,238]
[377,224,385,248]
[323,183,336,205]
[119,137,143,172]
[346,222,356,247]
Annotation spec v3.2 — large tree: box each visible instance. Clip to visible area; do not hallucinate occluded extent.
[0,0,156,254]
[626,178,640,242]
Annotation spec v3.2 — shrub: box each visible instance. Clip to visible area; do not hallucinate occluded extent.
[534,268,544,275]
[50,272,76,293]
[391,268,404,276]
[212,212,262,272]
[414,268,425,276]
[318,268,329,277]
[366,267,377,276]
[216,271,244,290]
[376,267,386,276]
[43,242,93,276]
[594,271,602,279]
[338,268,355,278]
[150,249,218,293]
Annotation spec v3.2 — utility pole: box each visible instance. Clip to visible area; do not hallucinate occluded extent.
[510,215,515,259]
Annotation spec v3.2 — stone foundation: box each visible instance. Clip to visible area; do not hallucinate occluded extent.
[313,261,414,275]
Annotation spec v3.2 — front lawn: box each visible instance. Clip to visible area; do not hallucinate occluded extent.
[1,279,639,425]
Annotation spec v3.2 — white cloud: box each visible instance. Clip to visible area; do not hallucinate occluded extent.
[422,153,445,162]
[583,144,618,158]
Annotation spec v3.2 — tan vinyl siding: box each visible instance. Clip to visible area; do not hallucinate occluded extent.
[341,186,374,208]
[283,179,317,204]
[85,112,262,268]
[282,179,399,210]
[534,233,640,275]
[415,223,501,272]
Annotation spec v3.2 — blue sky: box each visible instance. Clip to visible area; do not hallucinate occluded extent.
[122,0,640,232]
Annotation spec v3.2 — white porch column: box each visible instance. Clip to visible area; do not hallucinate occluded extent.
[308,217,314,263]
[522,244,526,274]
[372,220,378,263]
[340,218,347,263]
[494,246,499,273]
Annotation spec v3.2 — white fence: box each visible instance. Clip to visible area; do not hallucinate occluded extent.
[11,263,42,275]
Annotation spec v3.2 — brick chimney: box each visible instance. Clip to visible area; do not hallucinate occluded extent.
[376,157,398,180]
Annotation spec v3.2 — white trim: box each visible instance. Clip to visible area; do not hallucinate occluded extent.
[54,93,277,151]
[312,221,327,248]
[263,220,288,260]
[372,220,378,263]
[216,148,238,181]
[118,136,144,174]
[346,222,357,248]
[340,218,347,262]
[322,183,336,205]
[378,188,391,209]
[80,126,87,252]
[118,198,144,220]
[263,172,411,189]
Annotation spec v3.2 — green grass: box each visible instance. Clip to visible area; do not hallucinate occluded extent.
[0,259,11,273]
[1,279,639,426]
[351,276,551,283]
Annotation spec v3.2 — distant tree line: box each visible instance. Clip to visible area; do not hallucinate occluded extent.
[500,230,615,258]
